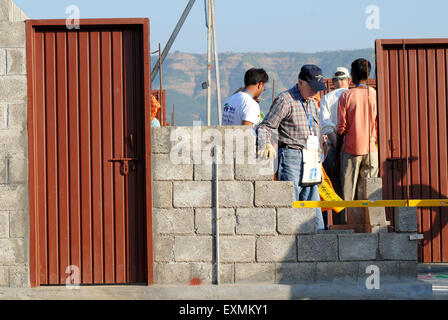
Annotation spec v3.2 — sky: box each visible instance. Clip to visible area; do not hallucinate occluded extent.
[14,0,448,54]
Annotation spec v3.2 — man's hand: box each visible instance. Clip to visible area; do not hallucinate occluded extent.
[258,143,277,159]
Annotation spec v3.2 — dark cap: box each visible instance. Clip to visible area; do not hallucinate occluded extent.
[298,64,328,92]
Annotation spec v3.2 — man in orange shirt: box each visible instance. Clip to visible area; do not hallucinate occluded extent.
[336,58,378,205]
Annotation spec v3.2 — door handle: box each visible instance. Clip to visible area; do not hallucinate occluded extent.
[109,157,139,176]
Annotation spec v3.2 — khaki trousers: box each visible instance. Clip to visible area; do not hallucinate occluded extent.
[340,151,379,201]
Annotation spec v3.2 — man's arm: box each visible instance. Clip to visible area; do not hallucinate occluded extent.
[257,95,289,148]
[242,120,254,126]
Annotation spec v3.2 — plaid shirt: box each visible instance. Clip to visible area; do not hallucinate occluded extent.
[257,85,321,151]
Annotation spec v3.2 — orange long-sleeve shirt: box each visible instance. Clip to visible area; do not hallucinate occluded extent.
[337,86,377,156]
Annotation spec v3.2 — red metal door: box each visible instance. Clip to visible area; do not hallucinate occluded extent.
[376,39,448,263]
[26,19,153,286]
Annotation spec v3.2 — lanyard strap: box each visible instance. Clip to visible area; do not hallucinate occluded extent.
[294,85,313,133]
[242,89,253,98]
[356,83,368,87]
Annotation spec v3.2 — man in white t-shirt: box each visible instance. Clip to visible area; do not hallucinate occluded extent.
[222,68,269,127]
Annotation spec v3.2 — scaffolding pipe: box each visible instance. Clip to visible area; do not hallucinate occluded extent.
[206,0,212,125]
[210,0,222,125]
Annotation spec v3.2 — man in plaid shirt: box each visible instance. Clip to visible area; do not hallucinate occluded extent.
[257,65,327,230]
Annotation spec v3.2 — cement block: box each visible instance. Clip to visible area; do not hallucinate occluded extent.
[234,154,275,181]
[0,157,5,184]
[338,234,379,261]
[153,208,194,235]
[363,177,383,200]
[0,238,25,264]
[194,162,234,181]
[368,207,388,226]
[315,262,359,282]
[191,263,212,284]
[0,211,8,238]
[7,156,26,183]
[0,76,26,102]
[277,208,316,235]
[155,263,191,284]
[218,181,253,208]
[235,263,275,283]
[358,261,399,280]
[297,234,338,262]
[174,236,213,262]
[9,210,25,238]
[275,262,315,284]
[152,181,172,208]
[236,208,276,235]
[0,103,7,129]
[7,103,26,129]
[0,1,8,22]
[152,153,193,181]
[255,181,294,208]
[0,266,8,286]
[151,127,171,154]
[256,236,296,262]
[9,265,27,287]
[219,236,255,263]
[195,208,235,235]
[173,181,212,208]
[379,233,418,261]
[394,207,418,232]
[398,261,418,279]
[219,263,234,284]
[0,184,26,210]
[6,48,25,74]
[154,236,174,262]
[0,50,5,75]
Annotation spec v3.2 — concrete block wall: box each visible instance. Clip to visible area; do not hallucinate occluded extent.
[151,126,420,285]
[0,0,28,288]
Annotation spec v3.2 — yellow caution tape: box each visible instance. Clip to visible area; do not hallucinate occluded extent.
[293,199,448,208]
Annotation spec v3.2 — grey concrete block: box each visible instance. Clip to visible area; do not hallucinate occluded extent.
[174,236,213,262]
[358,261,399,280]
[152,153,193,181]
[173,181,212,208]
[276,262,315,284]
[9,210,25,238]
[234,154,275,181]
[0,76,26,102]
[0,50,5,75]
[154,236,174,262]
[338,234,379,261]
[0,22,25,48]
[277,208,316,235]
[219,263,234,284]
[219,236,255,263]
[194,162,234,181]
[191,263,212,284]
[257,236,296,262]
[394,207,418,232]
[399,261,418,279]
[218,181,253,208]
[155,263,191,284]
[363,177,383,200]
[315,262,359,282]
[0,157,5,184]
[379,233,418,261]
[195,208,235,235]
[236,208,276,235]
[0,184,26,210]
[9,265,27,288]
[6,48,25,74]
[151,127,171,154]
[0,1,8,22]
[368,207,387,226]
[152,181,172,208]
[235,263,275,283]
[297,234,338,262]
[0,239,25,264]
[153,208,194,235]
[0,211,8,238]
[255,181,294,208]
[0,266,8,286]
[7,156,26,183]
[7,103,26,129]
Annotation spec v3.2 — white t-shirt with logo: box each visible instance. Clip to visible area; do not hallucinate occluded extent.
[222,92,260,126]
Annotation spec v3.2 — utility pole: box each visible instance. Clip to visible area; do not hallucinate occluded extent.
[210,0,222,125]
[206,0,212,126]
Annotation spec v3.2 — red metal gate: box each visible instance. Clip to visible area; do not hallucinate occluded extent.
[376,39,448,263]
[26,19,154,286]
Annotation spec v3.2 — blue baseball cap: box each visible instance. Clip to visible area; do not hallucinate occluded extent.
[298,64,328,92]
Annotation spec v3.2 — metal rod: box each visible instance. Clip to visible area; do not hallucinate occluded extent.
[403,41,411,202]
[172,104,175,126]
[159,43,163,126]
[151,0,196,82]
[272,79,275,102]
[211,0,222,125]
[213,145,220,285]
[206,0,212,125]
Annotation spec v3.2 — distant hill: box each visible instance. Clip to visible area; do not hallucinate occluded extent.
[151,49,375,126]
